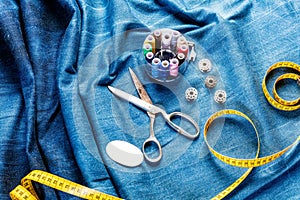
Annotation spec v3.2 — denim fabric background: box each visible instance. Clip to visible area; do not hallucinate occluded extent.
[0,0,299,199]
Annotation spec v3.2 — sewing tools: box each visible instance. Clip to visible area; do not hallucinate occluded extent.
[107,68,200,163]
[143,28,194,82]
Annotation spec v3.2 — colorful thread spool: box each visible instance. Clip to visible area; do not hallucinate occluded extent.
[178,44,188,57]
[169,58,179,77]
[145,35,155,53]
[142,28,190,82]
[171,30,180,51]
[177,52,186,66]
[160,60,169,80]
[145,52,154,64]
[177,36,187,51]
[143,43,152,56]
[151,58,161,79]
[153,29,162,51]
[161,33,172,49]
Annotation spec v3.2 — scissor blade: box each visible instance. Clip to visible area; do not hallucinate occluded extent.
[108,86,162,114]
[128,68,153,105]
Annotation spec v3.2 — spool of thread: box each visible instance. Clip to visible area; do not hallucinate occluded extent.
[161,33,171,49]
[151,58,161,79]
[169,58,179,77]
[145,35,156,53]
[145,52,154,64]
[178,44,188,57]
[176,36,187,50]
[143,43,152,56]
[153,30,162,51]
[161,60,170,80]
[171,30,180,51]
[176,52,186,66]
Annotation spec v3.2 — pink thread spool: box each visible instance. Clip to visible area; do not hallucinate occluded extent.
[169,58,179,77]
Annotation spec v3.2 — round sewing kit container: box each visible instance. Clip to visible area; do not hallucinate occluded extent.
[143,28,189,82]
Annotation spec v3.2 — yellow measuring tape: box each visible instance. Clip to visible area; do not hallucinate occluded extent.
[204,109,300,200]
[262,61,300,111]
[10,61,299,200]
[205,61,300,199]
[10,170,123,200]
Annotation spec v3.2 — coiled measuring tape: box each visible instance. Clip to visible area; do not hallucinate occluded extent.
[10,170,122,200]
[262,61,300,111]
[204,109,300,200]
[205,61,300,199]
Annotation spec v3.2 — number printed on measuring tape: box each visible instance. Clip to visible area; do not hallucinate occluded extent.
[10,170,123,200]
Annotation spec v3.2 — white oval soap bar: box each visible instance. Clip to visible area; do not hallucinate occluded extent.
[106,140,143,167]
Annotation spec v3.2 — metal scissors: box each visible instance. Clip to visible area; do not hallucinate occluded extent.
[108,68,200,163]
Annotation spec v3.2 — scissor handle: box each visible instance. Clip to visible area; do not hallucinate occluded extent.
[142,136,163,163]
[164,112,200,139]
[142,115,163,163]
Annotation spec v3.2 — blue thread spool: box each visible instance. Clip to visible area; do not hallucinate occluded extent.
[151,58,161,79]
[160,60,170,81]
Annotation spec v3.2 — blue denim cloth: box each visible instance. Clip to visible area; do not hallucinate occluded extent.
[1,0,299,199]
